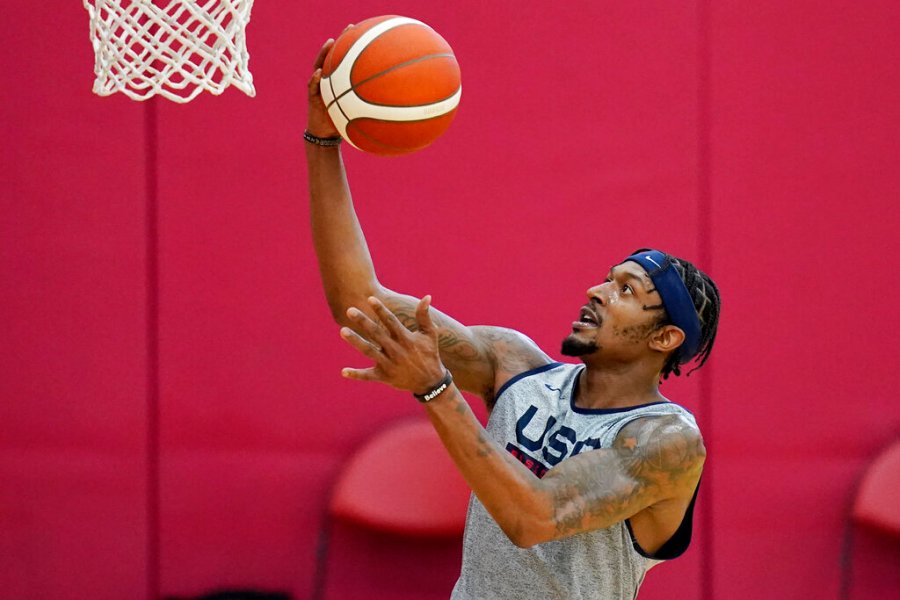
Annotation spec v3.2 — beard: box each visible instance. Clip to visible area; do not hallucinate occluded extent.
[561,334,599,357]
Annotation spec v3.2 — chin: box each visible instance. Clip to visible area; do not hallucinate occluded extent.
[561,335,599,357]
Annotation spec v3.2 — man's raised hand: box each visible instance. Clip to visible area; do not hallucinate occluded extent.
[306,38,339,138]
[340,295,448,396]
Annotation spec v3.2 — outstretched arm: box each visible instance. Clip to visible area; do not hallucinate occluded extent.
[341,297,706,548]
[305,39,550,403]
[305,38,377,319]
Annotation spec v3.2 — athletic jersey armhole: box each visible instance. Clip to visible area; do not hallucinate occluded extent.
[625,478,701,560]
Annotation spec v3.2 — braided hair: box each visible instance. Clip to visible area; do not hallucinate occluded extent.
[632,249,721,380]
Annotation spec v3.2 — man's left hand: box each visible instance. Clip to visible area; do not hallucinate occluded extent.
[340,295,448,396]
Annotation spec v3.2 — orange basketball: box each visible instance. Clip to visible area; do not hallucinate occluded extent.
[320,16,462,156]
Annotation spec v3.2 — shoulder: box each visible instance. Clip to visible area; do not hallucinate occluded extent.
[614,413,706,488]
[469,326,554,408]
[470,326,552,370]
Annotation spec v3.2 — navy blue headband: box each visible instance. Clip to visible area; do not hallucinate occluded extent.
[625,250,702,363]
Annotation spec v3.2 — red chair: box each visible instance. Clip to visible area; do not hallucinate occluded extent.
[852,438,900,537]
[312,418,471,600]
[840,437,900,600]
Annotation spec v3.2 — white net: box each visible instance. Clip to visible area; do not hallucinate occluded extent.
[84,0,256,103]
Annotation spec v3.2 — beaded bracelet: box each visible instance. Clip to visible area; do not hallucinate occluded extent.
[303,130,343,147]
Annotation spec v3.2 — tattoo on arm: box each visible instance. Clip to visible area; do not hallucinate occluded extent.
[615,418,703,485]
[546,415,705,538]
[475,431,494,458]
[386,300,483,359]
[476,327,539,370]
[382,295,551,406]
[472,326,553,409]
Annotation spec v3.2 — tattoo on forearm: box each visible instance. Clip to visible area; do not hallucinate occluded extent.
[476,432,493,458]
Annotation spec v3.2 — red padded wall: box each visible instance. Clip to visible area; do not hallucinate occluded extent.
[708,2,900,598]
[2,1,898,599]
[0,4,149,598]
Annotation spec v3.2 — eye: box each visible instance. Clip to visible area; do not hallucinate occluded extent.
[622,284,633,294]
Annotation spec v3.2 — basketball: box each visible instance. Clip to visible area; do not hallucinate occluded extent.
[320,16,462,156]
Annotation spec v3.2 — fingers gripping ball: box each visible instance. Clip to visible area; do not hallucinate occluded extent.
[320,16,462,156]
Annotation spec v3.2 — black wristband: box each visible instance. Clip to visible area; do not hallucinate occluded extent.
[303,130,343,147]
[414,371,454,403]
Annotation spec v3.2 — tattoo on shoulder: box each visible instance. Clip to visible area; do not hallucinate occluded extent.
[614,416,706,486]
[474,326,548,372]
[547,415,705,538]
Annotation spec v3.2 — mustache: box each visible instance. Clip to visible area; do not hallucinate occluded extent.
[579,303,602,326]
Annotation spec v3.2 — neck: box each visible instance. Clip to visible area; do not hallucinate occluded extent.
[574,360,665,410]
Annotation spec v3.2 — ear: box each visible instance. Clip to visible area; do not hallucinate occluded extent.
[649,324,685,354]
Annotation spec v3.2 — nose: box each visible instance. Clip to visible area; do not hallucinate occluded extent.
[586,282,608,306]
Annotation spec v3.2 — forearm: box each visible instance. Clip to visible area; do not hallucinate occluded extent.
[423,386,554,547]
[306,144,382,321]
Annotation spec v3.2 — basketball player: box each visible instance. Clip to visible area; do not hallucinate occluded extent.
[305,38,721,600]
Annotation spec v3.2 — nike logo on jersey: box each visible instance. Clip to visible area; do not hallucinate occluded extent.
[544,384,565,399]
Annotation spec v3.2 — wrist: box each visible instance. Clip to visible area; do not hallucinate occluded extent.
[413,370,454,403]
[304,130,343,147]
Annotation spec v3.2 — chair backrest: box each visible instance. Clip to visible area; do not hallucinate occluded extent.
[311,418,470,600]
[852,438,900,537]
[330,418,470,536]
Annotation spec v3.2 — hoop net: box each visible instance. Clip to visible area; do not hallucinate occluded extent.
[83,0,256,103]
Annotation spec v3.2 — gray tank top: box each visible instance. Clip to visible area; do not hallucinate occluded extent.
[451,362,699,600]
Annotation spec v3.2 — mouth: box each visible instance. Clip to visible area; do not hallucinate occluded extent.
[572,305,601,330]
